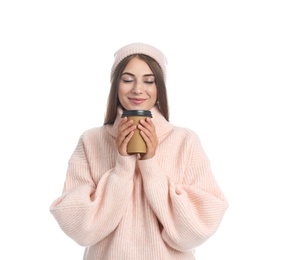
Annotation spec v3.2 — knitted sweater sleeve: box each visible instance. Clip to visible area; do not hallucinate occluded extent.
[138,130,228,252]
[50,134,136,247]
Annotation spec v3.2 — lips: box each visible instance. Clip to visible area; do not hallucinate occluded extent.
[129,98,146,104]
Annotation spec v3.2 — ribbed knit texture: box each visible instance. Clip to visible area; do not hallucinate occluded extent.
[50,106,228,260]
[110,42,167,82]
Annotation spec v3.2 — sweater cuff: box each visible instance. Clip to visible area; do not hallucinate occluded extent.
[138,157,164,182]
[114,153,137,178]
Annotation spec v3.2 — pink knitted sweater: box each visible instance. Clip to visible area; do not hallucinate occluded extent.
[50,106,228,260]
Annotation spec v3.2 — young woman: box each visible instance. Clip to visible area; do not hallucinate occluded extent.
[50,42,228,260]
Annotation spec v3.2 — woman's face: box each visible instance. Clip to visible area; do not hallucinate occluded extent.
[118,57,157,111]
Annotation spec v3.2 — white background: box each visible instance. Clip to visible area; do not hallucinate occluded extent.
[1,0,282,259]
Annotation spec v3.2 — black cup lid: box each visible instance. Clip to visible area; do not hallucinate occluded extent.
[121,110,152,118]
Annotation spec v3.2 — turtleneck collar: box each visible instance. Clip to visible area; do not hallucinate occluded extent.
[106,106,174,141]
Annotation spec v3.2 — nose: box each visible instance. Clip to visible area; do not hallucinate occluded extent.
[132,80,143,94]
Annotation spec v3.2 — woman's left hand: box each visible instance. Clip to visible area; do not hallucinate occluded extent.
[138,117,158,160]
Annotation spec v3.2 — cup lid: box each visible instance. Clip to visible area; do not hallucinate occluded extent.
[121,110,152,118]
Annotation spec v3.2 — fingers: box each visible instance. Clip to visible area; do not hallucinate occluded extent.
[116,117,158,159]
[118,117,136,137]
[138,118,158,159]
[138,118,156,141]
[116,117,136,156]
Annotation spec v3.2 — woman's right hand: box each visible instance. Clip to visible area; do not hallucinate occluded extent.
[116,117,136,156]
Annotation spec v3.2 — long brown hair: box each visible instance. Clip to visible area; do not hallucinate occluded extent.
[104,54,169,125]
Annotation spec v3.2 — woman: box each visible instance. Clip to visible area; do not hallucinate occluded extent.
[50,42,228,260]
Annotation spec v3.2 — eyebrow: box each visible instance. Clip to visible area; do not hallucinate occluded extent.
[121,72,155,77]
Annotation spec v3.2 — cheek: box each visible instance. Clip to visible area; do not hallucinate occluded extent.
[117,84,129,106]
[117,83,125,98]
[148,86,158,98]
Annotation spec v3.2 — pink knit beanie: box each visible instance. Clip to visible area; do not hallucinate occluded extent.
[110,42,167,82]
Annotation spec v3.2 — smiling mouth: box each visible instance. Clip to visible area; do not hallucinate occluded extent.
[129,98,146,104]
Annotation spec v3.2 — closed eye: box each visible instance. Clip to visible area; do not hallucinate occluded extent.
[122,79,134,83]
[144,75,155,84]
[144,80,155,84]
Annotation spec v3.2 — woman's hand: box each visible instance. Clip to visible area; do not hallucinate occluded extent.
[138,117,158,160]
[116,117,136,156]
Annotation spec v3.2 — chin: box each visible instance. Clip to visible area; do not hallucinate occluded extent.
[131,106,152,111]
